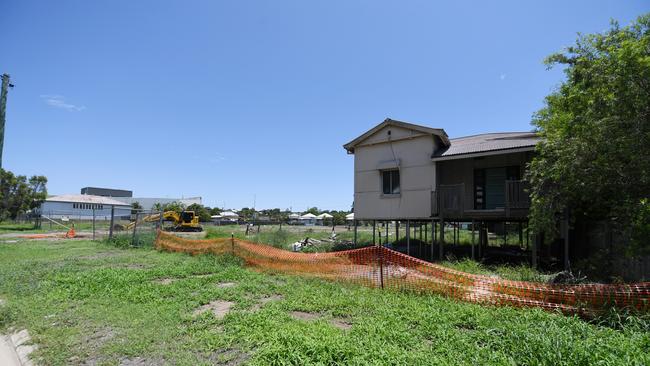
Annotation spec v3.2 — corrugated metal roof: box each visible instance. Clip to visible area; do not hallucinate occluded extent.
[45,194,132,206]
[432,132,540,159]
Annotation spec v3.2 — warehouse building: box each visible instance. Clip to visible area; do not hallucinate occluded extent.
[40,194,132,220]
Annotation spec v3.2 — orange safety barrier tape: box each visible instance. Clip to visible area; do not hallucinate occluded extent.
[155,231,650,316]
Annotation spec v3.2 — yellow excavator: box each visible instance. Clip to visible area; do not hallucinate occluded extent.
[125,211,203,232]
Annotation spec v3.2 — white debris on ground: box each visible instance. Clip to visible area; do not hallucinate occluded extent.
[292,237,344,252]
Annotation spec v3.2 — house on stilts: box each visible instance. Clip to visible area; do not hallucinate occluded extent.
[343,118,561,269]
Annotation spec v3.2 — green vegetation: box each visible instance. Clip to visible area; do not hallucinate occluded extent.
[0,168,47,222]
[205,225,375,250]
[0,222,46,233]
[528,14,650,249]
[441,258,550,283]
[0,239,648,365]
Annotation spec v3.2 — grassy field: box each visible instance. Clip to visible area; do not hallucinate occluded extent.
[0,238,648,365]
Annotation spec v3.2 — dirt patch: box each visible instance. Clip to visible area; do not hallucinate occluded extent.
[79,328,117,366]
[329,317,352,330]
[153,278,175,285]
[250,295,283,312]
[122,264,149,270]
[193,300,234,319]
[200,349,250,365]
[84,327,115,348]
[78,252,121,260]
[289,311,352,330]
[216,282,236,288]
[290,311,320,322]
[118,356,165,366]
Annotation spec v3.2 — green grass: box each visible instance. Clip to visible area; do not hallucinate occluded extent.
[0,239,648,365]
[205,225,375,250]
[441,258,551,282]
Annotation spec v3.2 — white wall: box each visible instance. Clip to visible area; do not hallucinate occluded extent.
[40,201,131,220]
[353,125,439,220]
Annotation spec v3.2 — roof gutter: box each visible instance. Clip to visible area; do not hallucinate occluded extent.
[431,146,536,162]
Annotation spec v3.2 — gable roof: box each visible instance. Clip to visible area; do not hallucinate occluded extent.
[432,132,540,160]
[343,118,450,153]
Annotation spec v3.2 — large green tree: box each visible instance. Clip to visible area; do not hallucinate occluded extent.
[527,14,650,251]
[0,168,47,221]
[186,203,211,222]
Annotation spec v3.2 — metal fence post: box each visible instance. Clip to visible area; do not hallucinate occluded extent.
[131,211,139,246]
[92,207,96,241]
[231,233,235,254]
[378,244,384,289]
[109,205,115,240]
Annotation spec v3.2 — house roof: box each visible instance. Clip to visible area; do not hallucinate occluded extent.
[220,211,239,217]
[431,132,540,160]
[345,213,354,220]
[343,118,450,153]
[45,194,131,206]
[300,213,317,219]
[316,213,333,218]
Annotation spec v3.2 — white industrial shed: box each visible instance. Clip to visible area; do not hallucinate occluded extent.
[40,194,132,220]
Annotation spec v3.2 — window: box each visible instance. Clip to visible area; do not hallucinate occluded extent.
[381,170,400,195]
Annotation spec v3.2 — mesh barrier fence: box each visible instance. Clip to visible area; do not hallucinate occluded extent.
[155,231,650,316]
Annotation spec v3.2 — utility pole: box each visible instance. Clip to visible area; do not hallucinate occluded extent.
[0,74,14,170]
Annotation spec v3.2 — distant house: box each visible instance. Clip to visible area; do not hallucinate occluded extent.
[299,213,317,226]
[212,211,239,224]
[288,213,301,225]
[345,213,354,224]
[40,194,132,220]
[316,213,333,226]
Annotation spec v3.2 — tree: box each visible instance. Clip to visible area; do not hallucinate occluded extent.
[305,207,320,215]
[210,207,222,216]
[0,169,47,221]
[130,201,142,215]
[186,203,211,222]
[238,207,256,221]
[161,201,185,213]
[527,15,650,251]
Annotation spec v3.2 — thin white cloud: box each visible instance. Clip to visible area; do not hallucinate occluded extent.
[500,73,507,81]
[40,94,86,111]
[208,153,227,164]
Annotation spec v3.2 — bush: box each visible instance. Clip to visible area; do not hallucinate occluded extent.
[104,232,155,248]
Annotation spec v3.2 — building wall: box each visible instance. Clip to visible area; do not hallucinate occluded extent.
[40,201,131,220]
[353,125,440,220]
[112,197,202,211]
[80,187,133,197]
[437,151,532,211]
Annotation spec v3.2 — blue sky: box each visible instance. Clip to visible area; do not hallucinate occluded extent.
[1,1,647,211]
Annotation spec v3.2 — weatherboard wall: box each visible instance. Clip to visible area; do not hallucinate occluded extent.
[353,125,440,220]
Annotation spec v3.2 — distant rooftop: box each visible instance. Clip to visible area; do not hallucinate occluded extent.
[81,187,132,197]
[432,132,540,160]
[46,194,131,206]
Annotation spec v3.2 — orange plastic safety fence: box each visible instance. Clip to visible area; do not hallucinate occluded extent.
[155,231,650,315]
